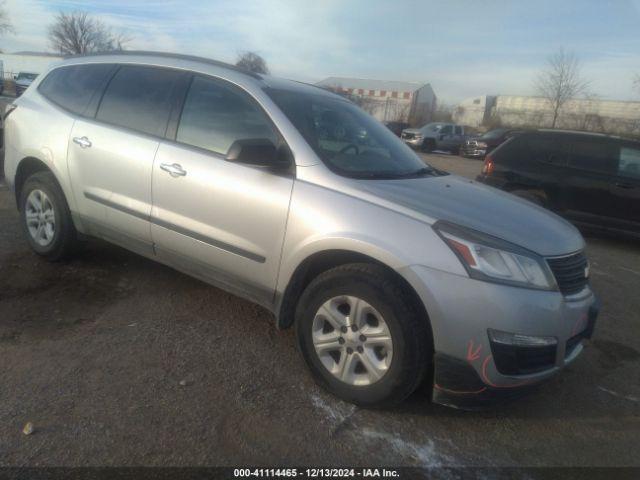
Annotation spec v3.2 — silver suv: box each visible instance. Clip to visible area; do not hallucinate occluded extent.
[3,52,598,408]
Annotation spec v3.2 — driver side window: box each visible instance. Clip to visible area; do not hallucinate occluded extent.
[177,75,278,156]
[440,125,453,135]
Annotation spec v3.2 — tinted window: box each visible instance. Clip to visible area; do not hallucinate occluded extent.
[440,125,453,135]
[568,138,618,174]
[266,87,440,179]
[454,126,462,135]
[38,64,114,116]
[177,76,277,155]
[528,135,568,165]
[97,66,182,137]
[618,145,640,179]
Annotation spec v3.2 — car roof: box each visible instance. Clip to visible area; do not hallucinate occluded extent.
[528,128,639,144]
[55,50,340,101]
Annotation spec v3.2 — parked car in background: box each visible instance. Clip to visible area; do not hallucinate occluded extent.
[401,122,474,153]
[4,52,598,409]
[461,128,525,159]
[477,129,640,237]
[383,120,410,137]
[14,72,38,96]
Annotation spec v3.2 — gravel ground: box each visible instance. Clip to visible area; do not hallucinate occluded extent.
[0,152,639,468]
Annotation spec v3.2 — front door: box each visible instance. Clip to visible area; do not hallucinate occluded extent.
[150,75,294,307]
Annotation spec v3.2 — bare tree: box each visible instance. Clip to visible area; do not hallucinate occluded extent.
[235,51,269,75]
[0,0,14,36]
[48,11,130,55]
[634,74,640,96]
[535,48,590,128]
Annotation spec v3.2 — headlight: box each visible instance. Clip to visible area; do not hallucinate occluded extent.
[476,141,488,148]
[414,134,423,139]
[434,221,557,290]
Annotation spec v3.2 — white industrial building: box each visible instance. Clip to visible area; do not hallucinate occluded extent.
[317,77,437,124]
[453,94,640,136]
[0,52,64,80]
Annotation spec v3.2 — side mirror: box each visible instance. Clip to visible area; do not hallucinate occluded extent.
[225,138,290,169]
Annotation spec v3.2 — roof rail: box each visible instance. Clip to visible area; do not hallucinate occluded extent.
[63,50,263,80]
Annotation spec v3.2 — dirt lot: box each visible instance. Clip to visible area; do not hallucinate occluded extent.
[0,153,639,468]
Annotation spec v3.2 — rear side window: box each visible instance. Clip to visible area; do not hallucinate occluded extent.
[176,75,277,156]
[527,135,569,166]
[568,138,618,174]
[96,66,183,137]
[38,64,115,116]
[618,145,640,179]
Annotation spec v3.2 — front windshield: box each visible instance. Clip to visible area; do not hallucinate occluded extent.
[265,88,439,179]
[18,73,37,80]
[422,123,444,132]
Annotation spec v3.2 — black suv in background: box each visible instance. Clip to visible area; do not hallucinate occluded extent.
[461,128,525,159]
[477,130,640,237]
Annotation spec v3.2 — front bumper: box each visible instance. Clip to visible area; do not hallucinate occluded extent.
[461,148,486,158]
[400,265,599,409]
[401,137,423,148]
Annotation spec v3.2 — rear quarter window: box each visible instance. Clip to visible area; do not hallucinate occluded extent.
[618,145,640,179]
[38,64,115,116]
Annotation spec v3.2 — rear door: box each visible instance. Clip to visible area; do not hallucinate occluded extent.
[608,142,640,233]
[68,65,188,254]
[562,135,618,228]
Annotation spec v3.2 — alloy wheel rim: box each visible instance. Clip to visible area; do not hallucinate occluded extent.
[25,189,56,247]
[312,295,393,386]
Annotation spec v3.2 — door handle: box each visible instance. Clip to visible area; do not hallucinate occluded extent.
[160,163,187,177]
[72,136,92,148]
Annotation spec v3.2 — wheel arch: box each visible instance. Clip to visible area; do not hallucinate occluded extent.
[276,249,434,347]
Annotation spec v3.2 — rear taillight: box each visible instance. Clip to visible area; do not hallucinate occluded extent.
[482,155,494,175]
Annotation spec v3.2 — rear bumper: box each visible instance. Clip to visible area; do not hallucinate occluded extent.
[400,264,599,409]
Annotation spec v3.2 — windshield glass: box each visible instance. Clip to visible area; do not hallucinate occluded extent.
[265,88,438,179]
[422,123,444,132]
[17,73,37,80]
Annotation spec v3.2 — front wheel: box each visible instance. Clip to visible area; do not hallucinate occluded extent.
[295,263,431,407]
[421,139,435,153]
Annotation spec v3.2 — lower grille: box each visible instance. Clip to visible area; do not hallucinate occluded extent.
[547,252,589,296]
[490,342,557,375]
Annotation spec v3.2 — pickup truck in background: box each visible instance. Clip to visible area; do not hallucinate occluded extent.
[401,122,476,153]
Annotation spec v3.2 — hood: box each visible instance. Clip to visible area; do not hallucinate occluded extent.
[352,174,584,257]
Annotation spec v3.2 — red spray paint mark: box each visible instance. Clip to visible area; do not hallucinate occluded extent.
[481,355,534,389]
[571,313,588,336]
[466,340,482,361]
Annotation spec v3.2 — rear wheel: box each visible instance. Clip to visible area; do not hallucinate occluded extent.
[20,171,79,261]
[295,263,431,407]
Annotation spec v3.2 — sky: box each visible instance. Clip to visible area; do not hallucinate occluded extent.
[1,0,640,105]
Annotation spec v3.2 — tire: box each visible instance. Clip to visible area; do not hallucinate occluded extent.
[421,139,435,153]
[295,263,431,407]
[19,171,79,261]
[511,189,544,207]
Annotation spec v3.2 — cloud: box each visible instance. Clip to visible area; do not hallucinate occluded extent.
[0,0,638,103]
